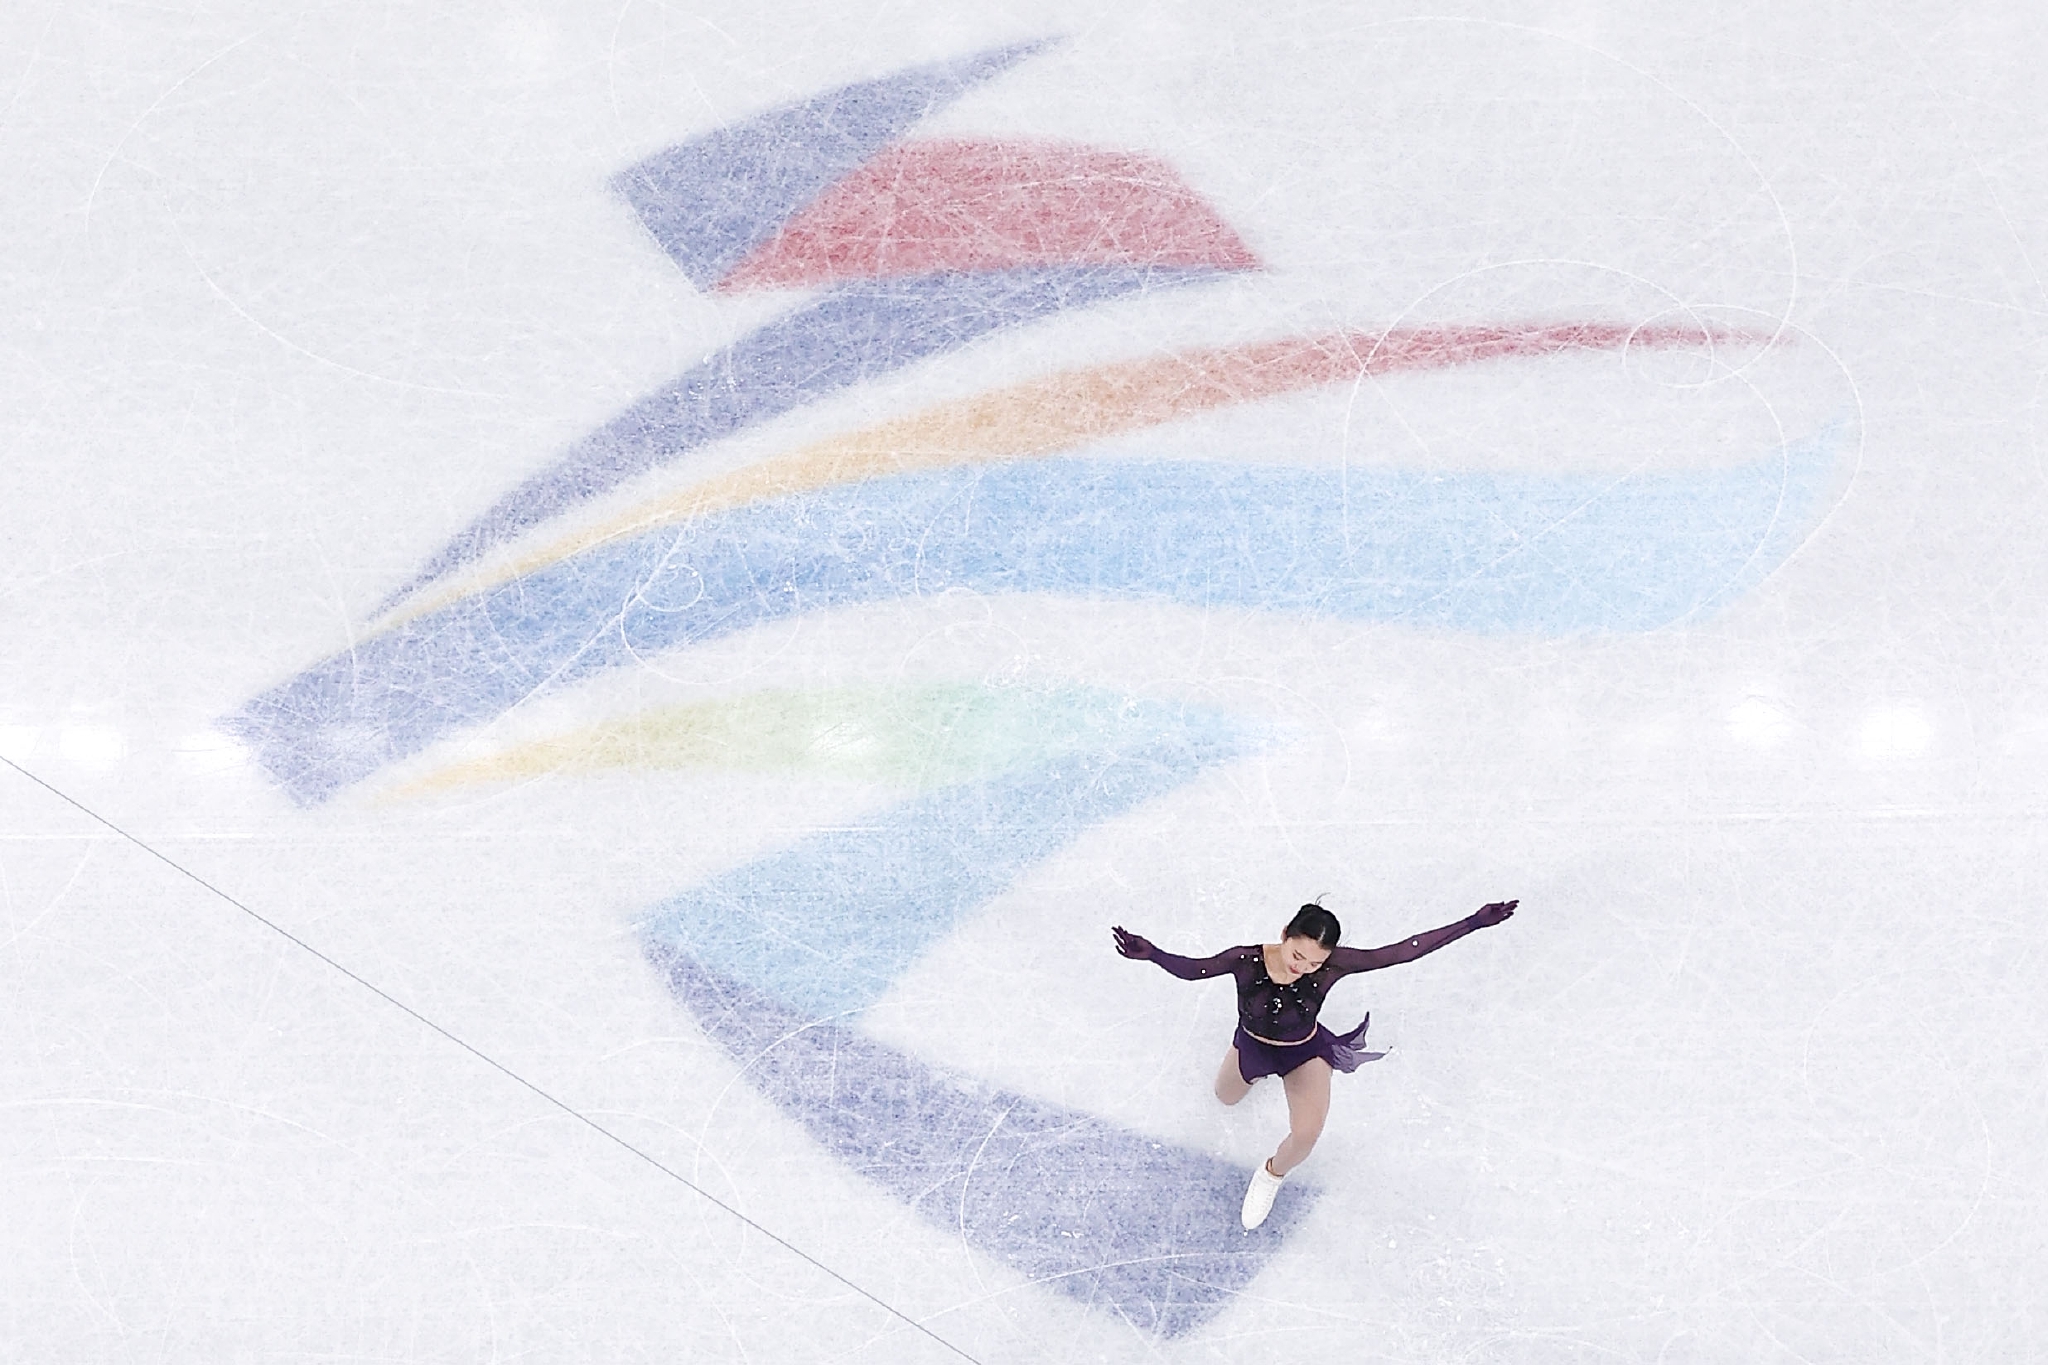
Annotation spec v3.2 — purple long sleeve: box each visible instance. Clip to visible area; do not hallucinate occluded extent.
[1327,913,1482,975]
[1126,913,1496,1041]
[1144,945,1254,981]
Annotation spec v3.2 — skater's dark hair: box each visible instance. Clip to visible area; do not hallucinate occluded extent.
[1283,902,1341,948]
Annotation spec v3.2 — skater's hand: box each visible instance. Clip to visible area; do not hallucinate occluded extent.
[1112,926,1155,960]
[1474,900,1518,927]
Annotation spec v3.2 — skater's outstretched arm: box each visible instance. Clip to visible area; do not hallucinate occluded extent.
[1328,900,1517,975]
[1111,926,1246,981]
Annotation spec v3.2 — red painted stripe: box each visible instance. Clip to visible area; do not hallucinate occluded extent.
[718,138,1260,290]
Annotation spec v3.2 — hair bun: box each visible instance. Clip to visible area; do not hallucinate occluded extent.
[1284,902,1343,948]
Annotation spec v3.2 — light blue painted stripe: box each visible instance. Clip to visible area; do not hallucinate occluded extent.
[640,711,1253,1019]
[230,430,1840,804]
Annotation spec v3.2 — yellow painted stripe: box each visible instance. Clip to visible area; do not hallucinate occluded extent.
[393,683,1137,796]
[377,323,1747,630]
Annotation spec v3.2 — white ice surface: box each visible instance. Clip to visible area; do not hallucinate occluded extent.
[4,3,2045,1361]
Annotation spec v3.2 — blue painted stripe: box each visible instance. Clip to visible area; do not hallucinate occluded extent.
[642,718,1254,1019]
[387,266,1212,606]
[613,40,1053,288]
[231,433,1838,804]
[652,947,1312,1337]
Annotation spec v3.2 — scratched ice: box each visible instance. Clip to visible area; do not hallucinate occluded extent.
[4,9,2042,1365]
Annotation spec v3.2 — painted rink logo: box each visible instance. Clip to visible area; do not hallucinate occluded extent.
[226,40,1842,1336]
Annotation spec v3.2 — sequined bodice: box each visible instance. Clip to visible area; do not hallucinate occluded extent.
[1149,944,1358,1042]
[1131,912,1488,1042]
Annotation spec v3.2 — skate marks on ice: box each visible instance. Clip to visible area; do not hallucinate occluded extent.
[221,37,1850,1339]
[393,681,1152,796]
[422,685,1307,1331]
[227,430,1838,806]
[227,35,1841,806]
[635,693,1254,1021]
[650,950,1311,1340]
[384,37,1260,607]
[383,319,1778,629]
[635,694,1312,1338]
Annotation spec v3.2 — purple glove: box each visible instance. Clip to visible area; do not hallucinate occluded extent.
[1473,900,1518,928]
[1112,926,1156,960]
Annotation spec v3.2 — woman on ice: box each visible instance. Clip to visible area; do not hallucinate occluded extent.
[1112,898,1516,1228]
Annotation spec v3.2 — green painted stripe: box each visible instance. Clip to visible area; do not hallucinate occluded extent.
[401,683,1192,793]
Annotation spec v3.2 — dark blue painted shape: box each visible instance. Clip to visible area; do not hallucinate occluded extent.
[613,39,1053,288]
[228,433,1838,805]
[386,266,1212,607]
[651,946,1314,1337]
[642,718,1255,1019]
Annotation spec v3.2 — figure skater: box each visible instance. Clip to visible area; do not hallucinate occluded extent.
[1112,898,1516,1228]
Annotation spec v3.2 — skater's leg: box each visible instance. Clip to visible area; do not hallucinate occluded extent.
[1214,1048,1254,1106]
[1267,1057,1332,1175]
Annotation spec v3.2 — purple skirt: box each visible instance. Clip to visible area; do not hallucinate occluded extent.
[1233,1014,1384,1083]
